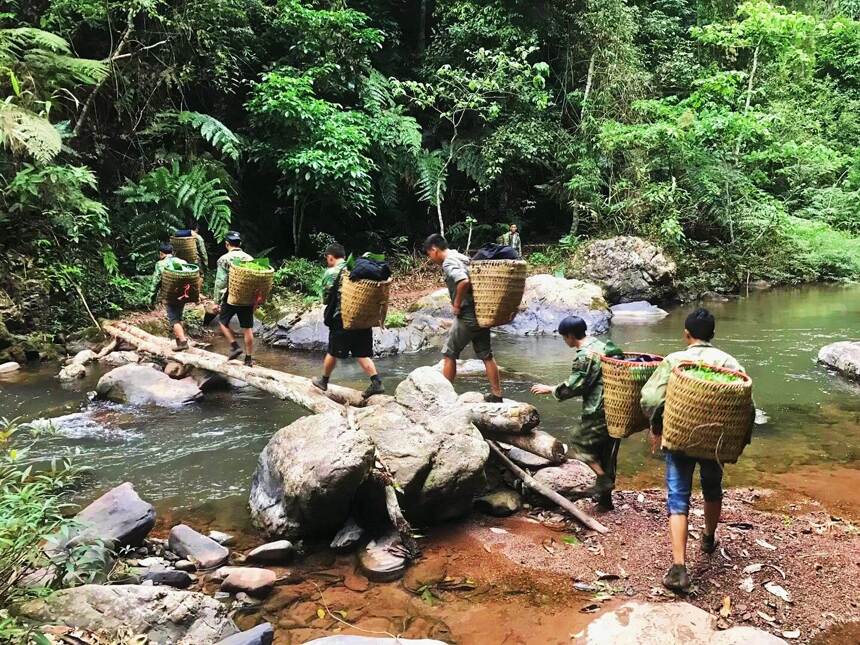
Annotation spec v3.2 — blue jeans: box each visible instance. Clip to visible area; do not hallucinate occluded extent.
[664,452,723,515]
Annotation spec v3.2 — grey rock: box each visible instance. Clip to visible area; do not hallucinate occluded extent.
[610,300,669,324]
[99,350,141,366]
[142,569,195,589]
[0,361,20,374]
[246,540,294,564]
[68,482,155,549]
[506,446,552,469]
[220,567,276,598]
[394,365,458,412]
[475,489,522,517]
[211,566,245,581]
[249,411,376,539]
[208,530,236,546]
[330,517,365,552]
[216,623,274,645]
[818,341,860,381]
[532,462,596,499]
[16,584,238,644]
[96,364,202,407]
[175,559,196,572]
[138,556,169,568]
[69,349,97,366]
[168,524,229,569]
[577,236,676,304]
[358,531,406,582]
[58,362,87,381]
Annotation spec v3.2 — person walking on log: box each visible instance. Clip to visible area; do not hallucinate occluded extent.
[312,243,385,398]
[530,316,623,510]
[150,242,190,350]
[424,234,503,403]
[498,223,522,258]
[213,231,256,366]
[640,308,752,593]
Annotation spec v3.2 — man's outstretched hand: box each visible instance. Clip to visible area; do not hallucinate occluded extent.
[530,383,553,396]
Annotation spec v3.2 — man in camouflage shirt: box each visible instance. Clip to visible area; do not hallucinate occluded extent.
[213,231,255,366]
[531,316,624,509]
[150,242,190,350]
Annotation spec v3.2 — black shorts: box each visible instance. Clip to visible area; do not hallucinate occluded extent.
[165,302,185,325]
[328,323,373,359]
[218,303,254,329]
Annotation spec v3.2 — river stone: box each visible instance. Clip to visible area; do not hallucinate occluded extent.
[69,482,155,548]
[0,361,20,374]
[358,531,406,582]
[100,350,141,366]
[394,365,458,412]
[330,517,365,552]
[69,349,97,365]
[506,446,552,469]
[16,584,239,644]
[168,524,230,569]
[220,568,276,598]
[584,601,786,644]
[216,623,274,645]
[576,236,676,304]
[532,462,596,499]
[818,341,860,381]
[96,363,203,407]
[433,358,488,376]
[208,530,236,546]
[609,301,669,324]
[249,411,376,539]
[246,540,294,564]
[211,566,246,581]
[475,489,522,517]
[58,362,87,381]
[141,569,195,589]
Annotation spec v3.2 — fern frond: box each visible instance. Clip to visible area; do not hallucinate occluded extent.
[0,28,71,61]
[361,70,394,113]
[416,149,447,206]
[176,111,241,160]
[25,51,109,85]
[0,103,62,162]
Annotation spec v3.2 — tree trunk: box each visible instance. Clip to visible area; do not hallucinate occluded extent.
[462,397,540,435]
[483,429,566,464]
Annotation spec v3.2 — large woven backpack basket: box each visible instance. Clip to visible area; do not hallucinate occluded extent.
[340,275,392,330]
[170,236,198,264]
[470,259,527,328]
[161,264,200,304]
[227,263,274,307]
[601,352,664,438]
[662,362,754,463]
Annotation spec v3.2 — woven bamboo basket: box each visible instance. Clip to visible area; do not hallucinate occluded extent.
[662,362,754,463]
[601,352,664,438]
[161,264,200,304]
[227,263,274,307]
[470,260,528,328]
[170,236,198,264]
[341,275,392,330]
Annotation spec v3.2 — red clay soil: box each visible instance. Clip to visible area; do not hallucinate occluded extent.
[225,488,858,645]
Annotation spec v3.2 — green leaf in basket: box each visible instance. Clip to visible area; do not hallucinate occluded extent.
[684,363,743,384]
[362,251,386,262]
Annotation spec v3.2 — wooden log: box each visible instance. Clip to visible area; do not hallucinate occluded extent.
[459,393,540,435]
[487,441,608,534]
[483,429,566,464]
[102,321,365,414]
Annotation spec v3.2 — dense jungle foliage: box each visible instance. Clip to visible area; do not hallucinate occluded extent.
[2,0,860,337]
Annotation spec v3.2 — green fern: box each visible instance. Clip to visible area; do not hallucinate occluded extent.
[416,149,447,206]
[0,103,62,162]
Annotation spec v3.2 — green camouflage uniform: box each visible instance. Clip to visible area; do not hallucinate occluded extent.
[553,336,624,473]
[194,233,208,269]
[149,254,188,303]
[500,231,522,256]
[214,249,253,303]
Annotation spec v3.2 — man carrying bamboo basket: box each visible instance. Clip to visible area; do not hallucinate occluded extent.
[531,316,623,510]
[311,243,385,398]
[213,231,255,366]
[424,234,503,403]
[150,243,191,350]
[640,308,750,592]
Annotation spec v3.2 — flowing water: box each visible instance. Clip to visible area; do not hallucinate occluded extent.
[2,284,859,526]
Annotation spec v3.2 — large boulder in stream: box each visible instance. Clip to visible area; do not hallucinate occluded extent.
[16,584,238,644]
[575,236,676,304]
[68,482,155,548]
[96,363,202,406]
[818,341,860,381]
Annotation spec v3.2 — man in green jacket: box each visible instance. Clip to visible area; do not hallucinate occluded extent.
[191,220,208,270]
[150,242,190,350]
[640,307,751,592]
[498,224,522,258]
[213,231,255,366]
[531,316,624,509]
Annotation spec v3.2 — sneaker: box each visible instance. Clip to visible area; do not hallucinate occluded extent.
[662,564,690,592]
[227,345,243,360]
[243,355,255,368]
[312,376,329,391]
[483,393,504,403]
[175,340,189,351]
[701,532,719,554]
[363,379,385,398]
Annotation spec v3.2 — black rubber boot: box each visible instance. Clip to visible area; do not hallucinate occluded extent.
[701,531,719,554]
[597,490,615,511]
[227,342,243,360]
[483,393,504,403]
[363,376,385,398]
[243,355,255,367]
[589,474,614,501]
[662,564,690,592]
[312,376,329,391]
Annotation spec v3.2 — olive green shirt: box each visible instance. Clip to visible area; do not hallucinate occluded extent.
[320,259,346,301]
[194,233,208,269]
[214,248,253,303]
[640,341,745,432]
[500,231,522,256]
[553,337,624,438]
[150,254,187,302]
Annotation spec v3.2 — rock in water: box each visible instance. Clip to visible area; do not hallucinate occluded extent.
[99,350,141,366]
[358,532,407,582]
[576,236,676,304]
[818,341,860,381]
[16,584,238,644]
[475,490,522,517]
[532,462,596,499]
[609,301,669,324]
[394,365,458,412]
[69,349,97,365]
[58,362,87,380]
[584,601,786,644]
[141,569,195,589]
[96,364,202,407]
[168,524,230,569]
[208,530,236,546]
[249,411,376,539]
[216,623,274,645]
[330,517,365,552]
[220,568,276,598]
[0,361,20,374]
[68,482,155,548]
[246,540,294,564]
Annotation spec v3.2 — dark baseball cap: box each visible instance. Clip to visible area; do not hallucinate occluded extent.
[225,231,242,244]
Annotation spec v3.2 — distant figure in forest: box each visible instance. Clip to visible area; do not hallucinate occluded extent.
[640,308,751,592]
[498,223,522,258]
[530,316,622,510]
[424,233,503,403]
[312,243,385,398]
[190,220,208,270]
[150,242,189,350]
[213,231,255,366]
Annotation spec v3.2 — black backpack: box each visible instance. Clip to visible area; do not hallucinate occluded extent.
[471,243,519,261]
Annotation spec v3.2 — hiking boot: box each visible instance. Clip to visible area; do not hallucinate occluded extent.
[363,379,385,398]
[483,393,504,403]
[597,490,615,511]
[588,474,614,501]
[175,339,189,351]
[312,376,329,391]
[701,531,719,554]
[227,344,243,360]
[662,564,690,592]
[243,355,256,368]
